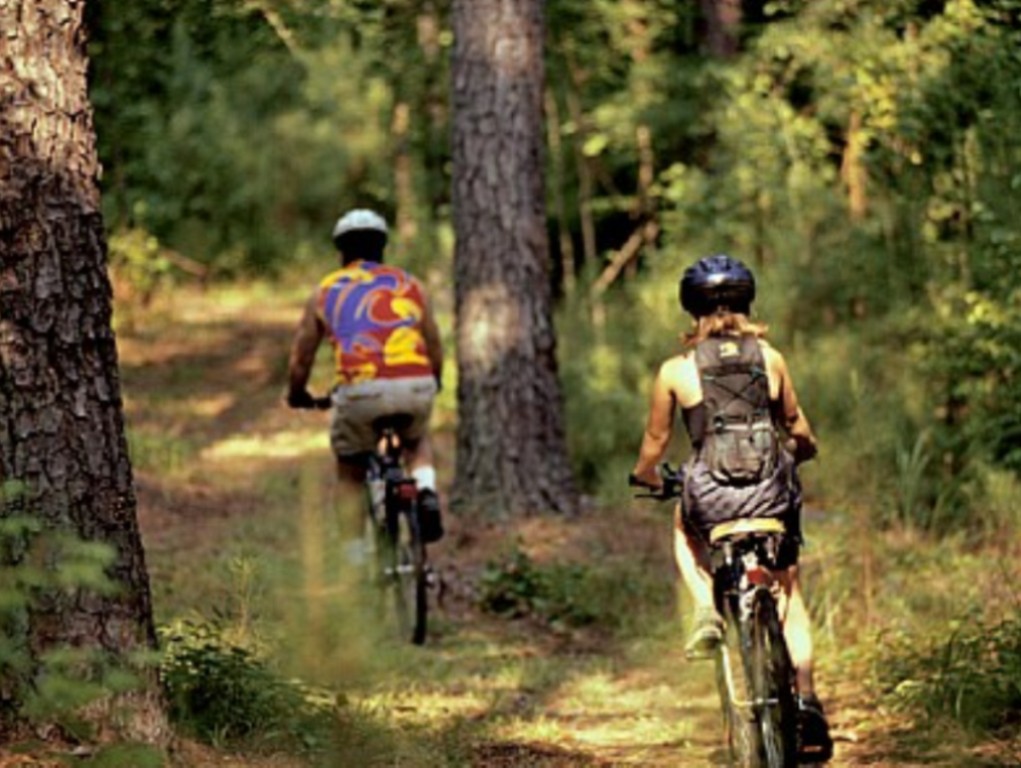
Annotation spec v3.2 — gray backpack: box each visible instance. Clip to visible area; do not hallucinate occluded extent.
[695,336,779,485]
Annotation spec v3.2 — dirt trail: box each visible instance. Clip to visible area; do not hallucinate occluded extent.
[118,284,1007,768]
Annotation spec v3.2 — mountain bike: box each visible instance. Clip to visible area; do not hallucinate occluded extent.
[631,466,801,767]
[291,396,429,646]
[363,413,429,646]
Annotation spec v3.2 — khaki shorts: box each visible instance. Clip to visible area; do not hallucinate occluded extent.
[329,376,437,457]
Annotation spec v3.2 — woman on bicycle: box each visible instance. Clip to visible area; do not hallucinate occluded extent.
[630,254,832,755]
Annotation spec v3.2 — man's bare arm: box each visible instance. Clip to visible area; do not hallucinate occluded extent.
[420,294,444,388]
[287,292,325,401]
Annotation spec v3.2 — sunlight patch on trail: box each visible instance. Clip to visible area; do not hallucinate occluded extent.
[201,429,326,460]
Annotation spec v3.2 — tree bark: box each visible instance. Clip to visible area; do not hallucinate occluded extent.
[564,50,597,274]
[451,0,578,517]
[0,0,166,741]
[392,100,419,249]
[544,87,575,296]
[700,0,742,58]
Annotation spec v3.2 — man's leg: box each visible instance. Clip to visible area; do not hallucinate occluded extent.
[403,433,437,492]
[402,434,443,543]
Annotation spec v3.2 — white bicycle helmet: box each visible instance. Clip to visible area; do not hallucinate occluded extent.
[331,208,388,241]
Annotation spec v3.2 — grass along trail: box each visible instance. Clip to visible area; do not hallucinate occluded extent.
[118,282,1011,767]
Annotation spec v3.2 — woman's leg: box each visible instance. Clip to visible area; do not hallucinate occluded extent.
[673,511,721,654]
[674,523,714,610]
[777,566,815,695]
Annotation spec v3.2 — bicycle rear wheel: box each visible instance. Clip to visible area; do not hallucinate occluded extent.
[751,595,798,768]
[385,507,427,645]
[715,612,760,767]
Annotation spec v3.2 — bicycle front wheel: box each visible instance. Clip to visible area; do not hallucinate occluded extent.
[715,611,760,767]
[751,595,798,768]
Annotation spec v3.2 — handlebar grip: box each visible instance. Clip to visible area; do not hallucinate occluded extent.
[630,463,685,501]
[287,393,333,410]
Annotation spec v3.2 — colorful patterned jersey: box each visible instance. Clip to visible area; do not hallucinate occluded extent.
[316,261,433,385]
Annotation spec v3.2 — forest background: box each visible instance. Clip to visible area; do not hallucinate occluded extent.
[14,0,1020,764]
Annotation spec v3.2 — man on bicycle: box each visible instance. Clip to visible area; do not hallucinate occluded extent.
[630,254,832,757]
[286,208,444,543]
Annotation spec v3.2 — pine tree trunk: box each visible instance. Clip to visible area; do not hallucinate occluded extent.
[0,0,166,741]
[450,0,578,517]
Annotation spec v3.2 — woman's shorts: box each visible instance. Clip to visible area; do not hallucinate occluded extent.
[329,376,437,457]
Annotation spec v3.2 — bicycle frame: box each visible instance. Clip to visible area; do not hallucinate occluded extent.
[365,433,419,535]
[711,527,798,768]
[713,535,786,704]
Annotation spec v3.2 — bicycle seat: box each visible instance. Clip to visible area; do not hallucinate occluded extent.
[371,413,415,436]
[709,517,785,544]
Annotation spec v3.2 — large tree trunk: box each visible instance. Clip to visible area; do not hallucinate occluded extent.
[0,0,165,741]
[450,0,578,517]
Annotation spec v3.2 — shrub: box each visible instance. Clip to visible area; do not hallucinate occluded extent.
[873,615,1021,734]
[477,544,670,634]
[159,619,335,752]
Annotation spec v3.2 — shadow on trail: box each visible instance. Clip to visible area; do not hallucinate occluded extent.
[472,740,614,766]
[120,315,294,451]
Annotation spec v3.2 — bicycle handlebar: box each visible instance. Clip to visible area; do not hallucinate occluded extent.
[629,463,684,501]
[287,392,332,411]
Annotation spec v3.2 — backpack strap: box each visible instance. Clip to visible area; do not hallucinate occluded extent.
[694,336,771,428]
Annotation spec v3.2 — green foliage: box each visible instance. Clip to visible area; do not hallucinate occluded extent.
[0,515,151,738]
[159,618,336,751]
[108,227,176,305]
[478,542,670,634]
[126,429,198,477]
[77,743,166,768]
[87,0,451,275]
[874,615,1021,734]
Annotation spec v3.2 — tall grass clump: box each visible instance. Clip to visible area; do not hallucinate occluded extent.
[874,615,1021,734]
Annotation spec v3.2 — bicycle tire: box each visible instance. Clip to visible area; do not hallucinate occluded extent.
[751,594,798,768]
[715,607,760,768]
[392,507,427,645]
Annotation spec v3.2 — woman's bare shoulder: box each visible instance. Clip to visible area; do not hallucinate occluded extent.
[757,338,786,363]
[659,352,696,382]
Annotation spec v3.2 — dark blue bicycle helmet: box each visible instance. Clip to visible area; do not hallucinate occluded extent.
[679,254,756,317]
